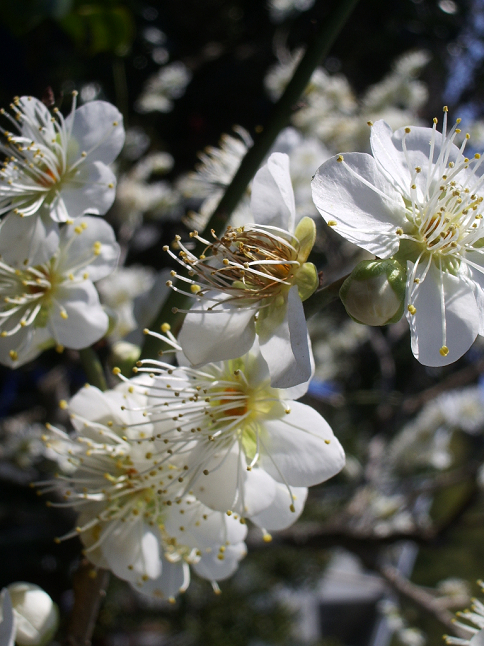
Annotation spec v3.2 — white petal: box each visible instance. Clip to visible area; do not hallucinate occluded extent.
[136,559,190,600]
[371,120,463,196]
[250,482,308,531]
[406,262,479,366]
[280,334,315,400]
[69,385,148,434]
[18,97,55,139]
[311,152,405,257]
[0,590,15,646]
[467,260,484,335]
[57,161,117,219]
[103,520,162,582]
[259,401,345,487]
[189,447,240,513]
[233,466,278,517]
[259,286,312,389]
[251,152,296,231]
[164,499,247,549]
[178,295,256,365]
[192,542,247,581]
[0,326,52,368]
[48,282,108,348]
[57,216,119,282]
[66,101,125,166]
[192,443,277,517]
[0,210,59,267]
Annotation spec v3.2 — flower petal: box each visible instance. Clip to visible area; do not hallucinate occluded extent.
[66,100,125,166]
[250,482,308,531]
[0,326,52,368]
[137,559,190,600]
[259,286,312,388]
[47,282,108,348]
[178,295,256,365]
[370,120,463,197]
[56,216,119,282]
[102,519,162,582]
[312,152,405,257]
[54,161,117,220]
[259,401,345,487]
[193,542,247,581]
[0,210,59,267]
[406,261,479,366]
[191,445,277,517]
[251,152,296,231]
[0,590,15,646]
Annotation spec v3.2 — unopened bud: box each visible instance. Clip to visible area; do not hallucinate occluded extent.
[7,583,59,646]
[339,259,406,326]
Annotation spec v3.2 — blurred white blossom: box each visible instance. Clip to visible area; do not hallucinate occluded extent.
[135,62,192,113]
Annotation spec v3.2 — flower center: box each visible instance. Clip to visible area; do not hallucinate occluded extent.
[166,225,301,306]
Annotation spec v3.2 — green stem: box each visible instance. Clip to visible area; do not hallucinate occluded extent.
[79,347,107,392]
[303,274,348,319]
[140,0,360,360]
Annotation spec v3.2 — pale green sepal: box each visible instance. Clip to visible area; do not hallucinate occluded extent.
[340,258,406,326]
[255,296,288,340]
[294,216,316,263]
[295,262,318,302]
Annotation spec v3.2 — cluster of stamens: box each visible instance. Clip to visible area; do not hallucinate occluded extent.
[0,92,118,218]
[395,110,484,262]
[38,397,235,585]
[164,225,301,308]
[0,222,103,362]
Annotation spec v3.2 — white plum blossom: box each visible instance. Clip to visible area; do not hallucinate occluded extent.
[120,331,344,525]
[40,383,247,600]
[169,152,319,388]
[0,94,124,222]
[0,215,119,367]
[312,109,484,366]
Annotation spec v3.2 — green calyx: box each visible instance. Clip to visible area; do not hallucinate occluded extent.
[255,217,318,338]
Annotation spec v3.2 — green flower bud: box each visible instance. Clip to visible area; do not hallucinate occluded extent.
[7,583,59,646]
[339,259,406,326]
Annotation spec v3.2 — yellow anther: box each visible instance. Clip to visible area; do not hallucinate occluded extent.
[190,284,201,294]
[161,323,171,333]
[59,399,68,410]
[327,220,337,227]
[60,311,68,320]
[112,367,121,375]
[9,350,18,361]
[336,155,344,162]
[407,304,416,315]
[439,345,449,357]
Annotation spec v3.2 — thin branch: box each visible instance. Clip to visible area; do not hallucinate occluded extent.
[377,565,468,637]
[65,561,110,646]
